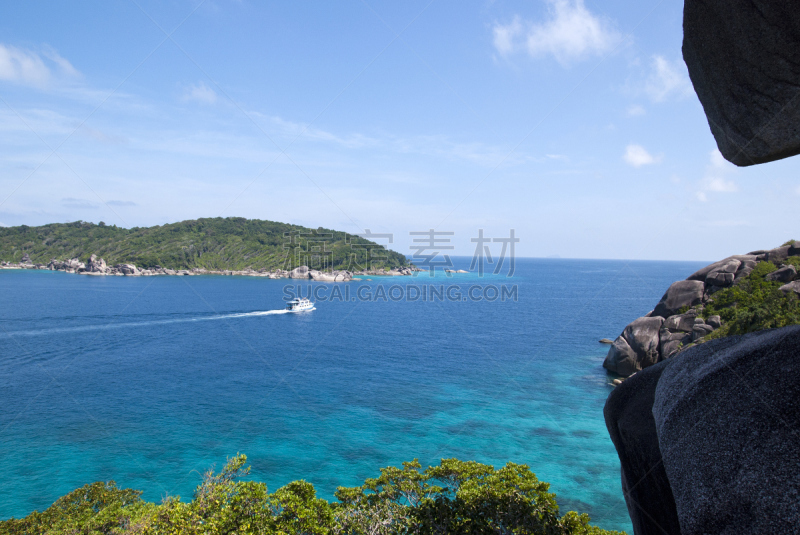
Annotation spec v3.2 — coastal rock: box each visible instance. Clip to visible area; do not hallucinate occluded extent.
[790,241,800,256]
[652,326,800,534]
[734,259,757,281]
[289,266,310,279]
[603,336,638,377]
[118,264,139,275]
[779,281,800,295]
[87,254,107,273]
[764,246,790,263]
[652,280,705,318]
[663,311,697,333]
[659,329,691,360]
[623,317,664,366]
[683,1,800,166]
[704,270,734,287]
[687,256,747,282]
[599,338,614,345]
[707,315,722,329]
[308,270,352,282]
[604,360,682,535]
[691,323,714,342]
[603,317,663,376]
[766,264,796,283]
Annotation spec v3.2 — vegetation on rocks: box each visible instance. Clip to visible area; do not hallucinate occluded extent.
[0,218,408,272]
[0,455,624,535]
[703,260,800,340]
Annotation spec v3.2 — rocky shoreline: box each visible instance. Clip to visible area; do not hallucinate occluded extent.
[603,242,800,380]
[0,254,420,281]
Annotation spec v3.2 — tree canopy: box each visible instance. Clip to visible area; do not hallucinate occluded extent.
[0,218,409,272]
[0,454,625,535]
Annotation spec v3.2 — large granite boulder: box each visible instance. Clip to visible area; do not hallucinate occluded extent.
[606,327,800,534]
[683,1,800,166]
[603,337,638,377]
[779,281,800,295]
[652,326,800,534]
[659,329,691,360]
[289,266,310,279]
[652,280,705,318]
[766,264,797,283]
[687,256,754,282]
[604,361,682,535]
[118,264,139,275]
[603,317,664,376]
[87,254,107,273]
[663,311,698,333]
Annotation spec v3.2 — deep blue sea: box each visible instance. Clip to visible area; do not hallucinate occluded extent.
[0,257,707,533]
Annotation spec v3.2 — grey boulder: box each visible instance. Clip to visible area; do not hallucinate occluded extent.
[653,326,800,534]
[603,317,664,376]
[652,280,705,318]
[705,270,734,287]
[118,264,138,275]
[659,329,691,360]
[663,311,698,333]
[766,264,797,283]
[683,1,800,166]
[779,281,800,295]
[603,336,638,377]
[691,323,714,342]
[87,254,107,273]
[687,256,751,282]
[604,360,682,535]
[289,266,310,279]
[765,246,791,263]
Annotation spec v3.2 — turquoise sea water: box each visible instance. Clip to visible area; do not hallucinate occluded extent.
[0,257,706,532]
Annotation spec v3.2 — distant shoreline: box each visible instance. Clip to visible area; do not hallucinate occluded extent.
[0,260,420,281]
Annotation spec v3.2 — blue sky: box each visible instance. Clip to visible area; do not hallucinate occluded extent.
[1,0,798,261]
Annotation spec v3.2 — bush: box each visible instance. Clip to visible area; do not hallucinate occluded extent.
[0,455,625,535]
[705,261,800,339]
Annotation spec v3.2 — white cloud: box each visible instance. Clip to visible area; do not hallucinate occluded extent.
[645,55,693,102]
[0,43,79,88]
[624,144,660,167]
[704,176,737,192]
[626,104,646,117]
[183,81,218,104]
[493,0,621,64]
[493,16,522,55]
[696,149,738,200]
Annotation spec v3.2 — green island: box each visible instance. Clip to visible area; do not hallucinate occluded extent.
[0,218,409,272]
[0,455,622,535]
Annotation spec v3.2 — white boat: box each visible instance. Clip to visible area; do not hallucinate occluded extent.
[286,297,315,312]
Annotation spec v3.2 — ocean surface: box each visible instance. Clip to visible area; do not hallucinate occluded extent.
[0,257,707,532]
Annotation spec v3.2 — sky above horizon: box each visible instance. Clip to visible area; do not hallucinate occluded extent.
[1,0,798,261]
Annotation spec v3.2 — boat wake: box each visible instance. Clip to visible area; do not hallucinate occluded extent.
[0,309,295,338]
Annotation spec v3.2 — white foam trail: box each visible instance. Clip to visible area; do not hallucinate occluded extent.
[1,309,295,338]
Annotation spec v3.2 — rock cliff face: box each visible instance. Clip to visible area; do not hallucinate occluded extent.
[605,326,800,534]
[603,245,800,377]
[683,1,800,166]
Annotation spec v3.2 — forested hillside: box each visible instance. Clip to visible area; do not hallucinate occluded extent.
[0,218,408,271]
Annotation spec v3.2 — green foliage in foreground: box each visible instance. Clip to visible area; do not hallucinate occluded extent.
[0,455,625,535]
[704,260,800,340]
[0,218,408,271]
